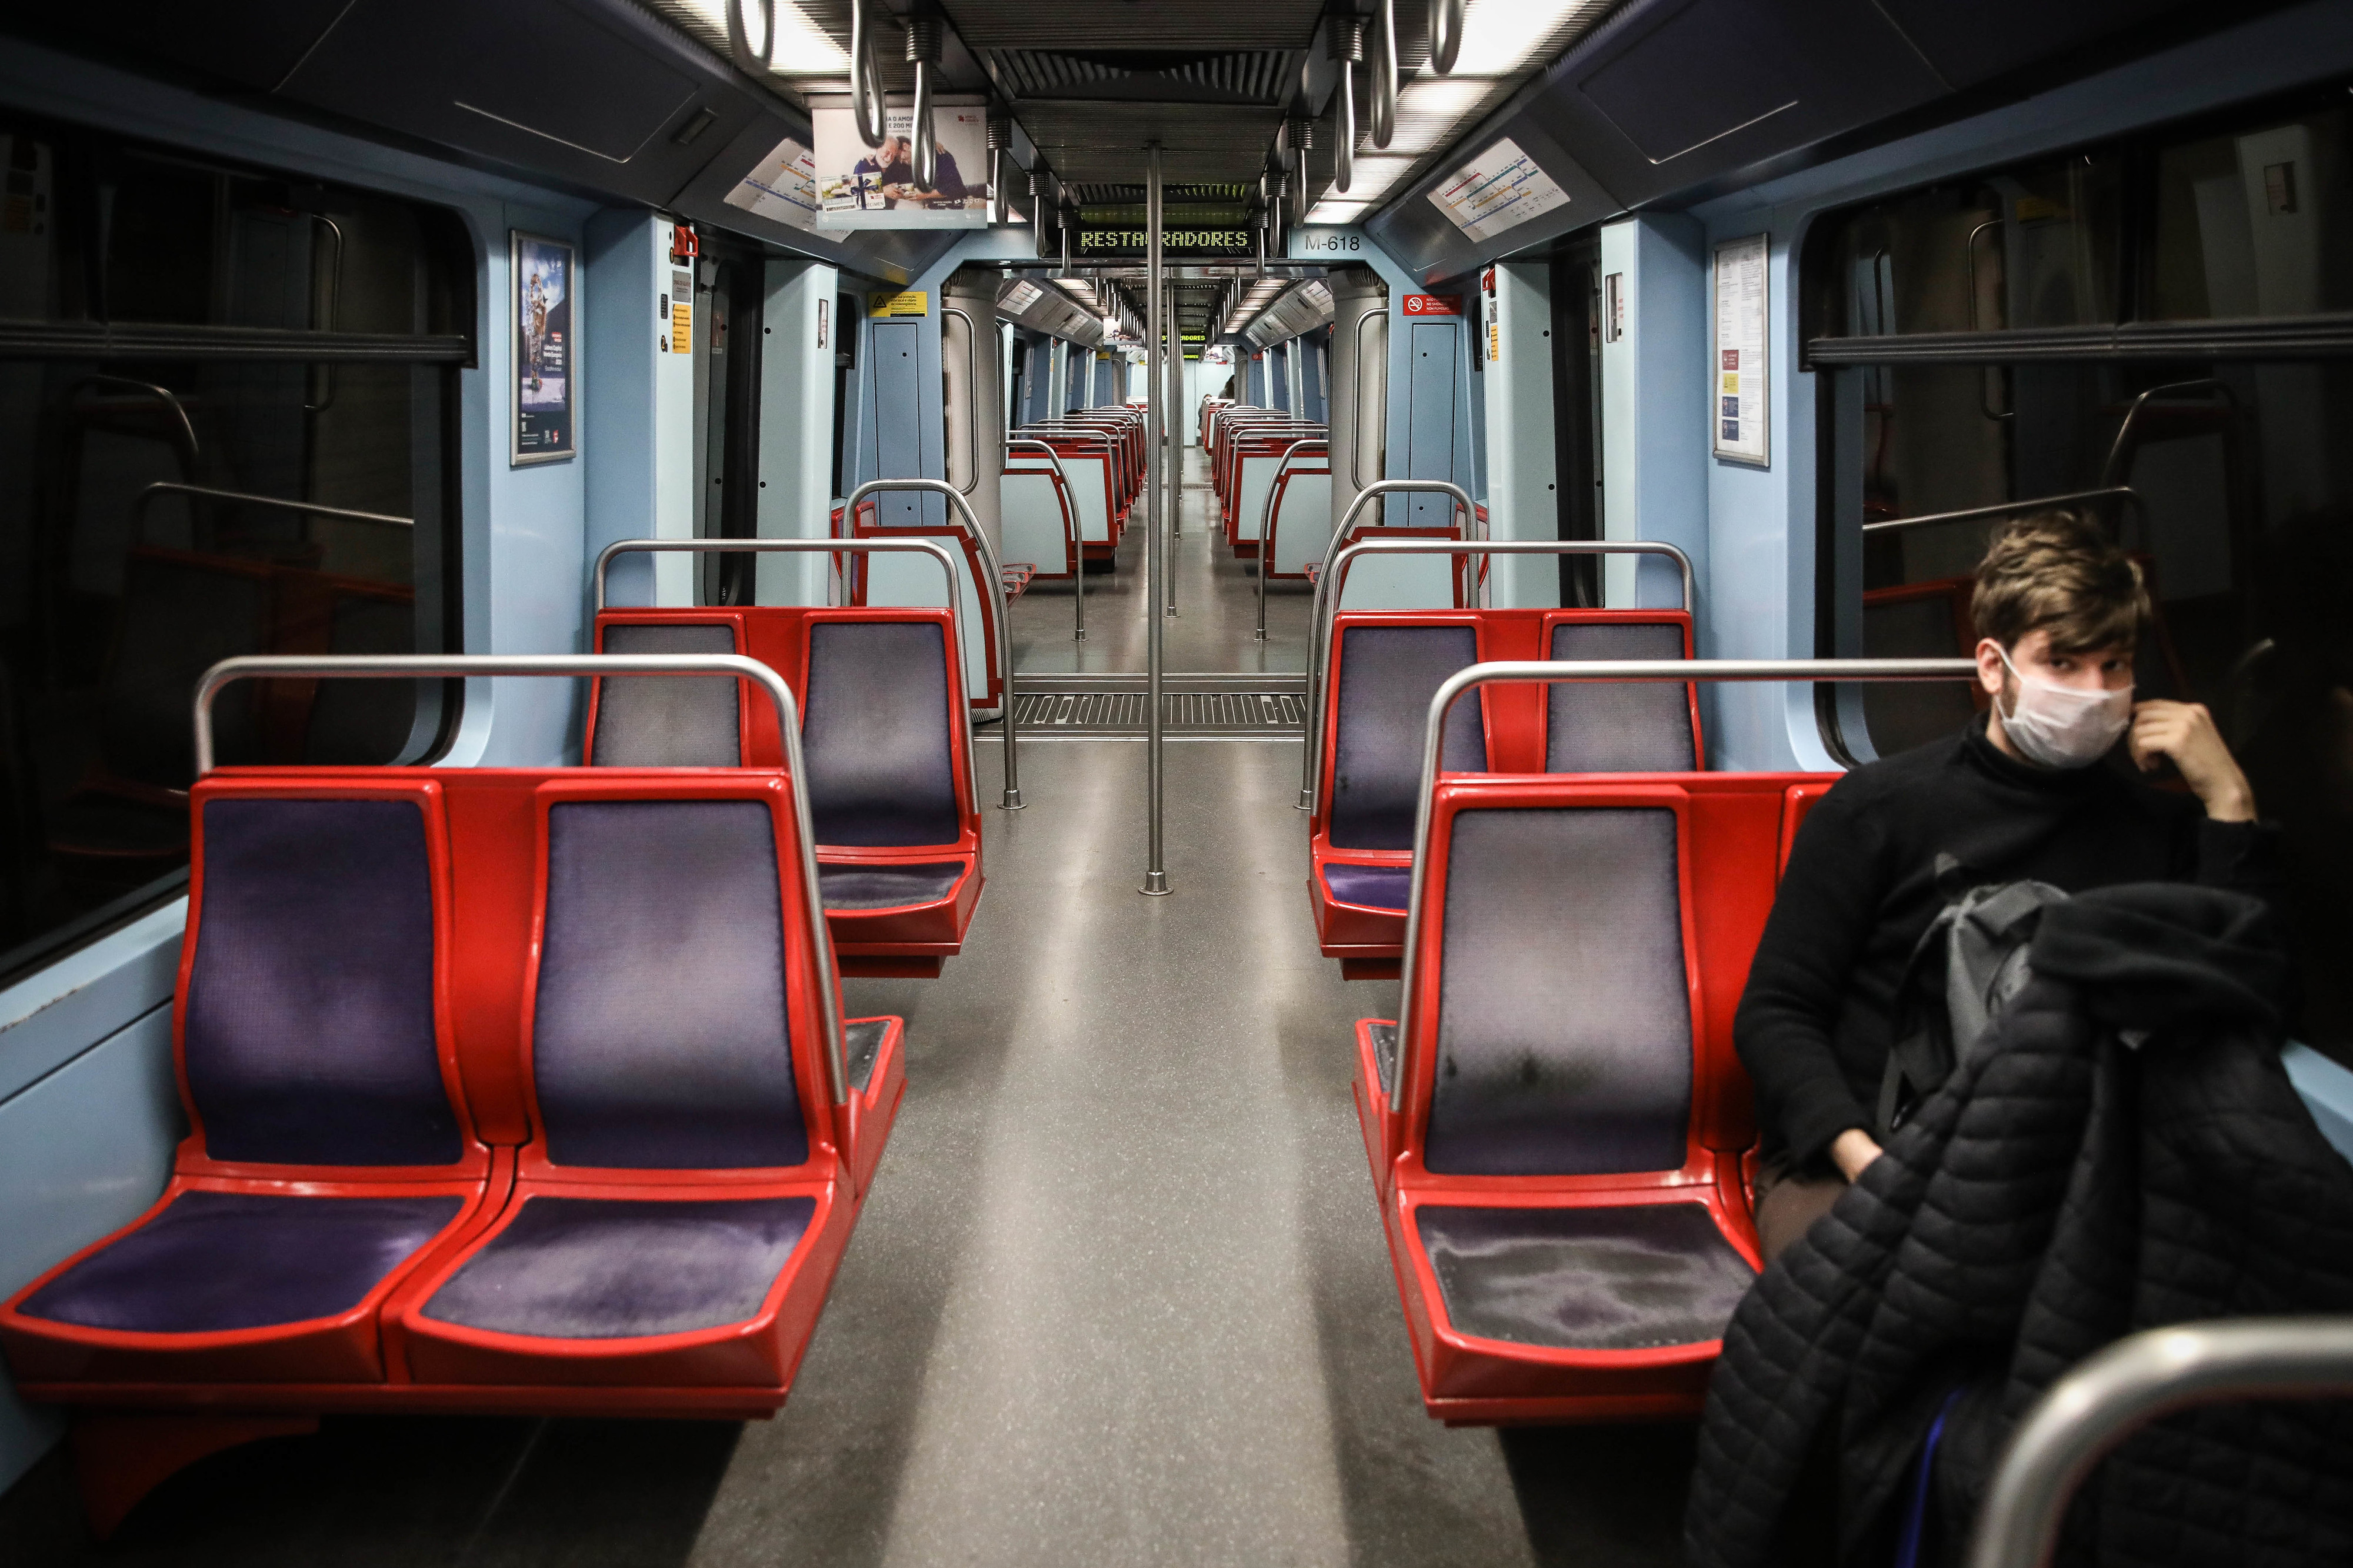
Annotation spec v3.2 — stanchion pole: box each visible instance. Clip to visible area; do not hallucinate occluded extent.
[1142,142,1171,896]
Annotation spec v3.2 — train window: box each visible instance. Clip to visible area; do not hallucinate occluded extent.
[1808,84,2353,1060]
[0,118,469,986]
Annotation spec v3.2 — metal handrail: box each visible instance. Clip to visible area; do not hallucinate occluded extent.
[69,375,200,467]
[1861,486,2148,540]
[1334,477,1478,543]
[1385,656,1980,1113]
[1298,538,1700,809]
[591,536,979,815]
[842,476,1022,809]
[1368,0,1398,149]
[191,652,852,1112]
[1257,438,1331,639]
[1968,1317,2353,1568]
[848,0,885,148]
[942,305,983,496]
[726,0,775,71]
[2100,377,2235,487]
[1428,0,1464,72]
[1350,307,1385,487]
[134,481,414,538]
[304,214,345,413]
[1008,438,1085,640]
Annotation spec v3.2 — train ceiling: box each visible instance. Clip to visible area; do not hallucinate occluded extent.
[5,0,2284,300]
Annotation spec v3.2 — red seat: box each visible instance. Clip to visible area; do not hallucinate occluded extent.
[1308,608,1705,976]
[391,773,885,1389]
[1,763,903,1528]
[1349,774,1798,1424]
[0,782,498,1387]
[585,607,983,977]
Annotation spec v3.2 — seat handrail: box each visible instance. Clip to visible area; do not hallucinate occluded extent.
[1256,439,1332,639]
[591,536,979,813]
[1385,656,1979,1114]
[1299,538,1701,810]
[134,480,414,537]
[1008,438,1085,640]
[1861,485,2148,539]
[842,476,1022,810]
[1967,1316,2353,1568]
[191,652,852,1109]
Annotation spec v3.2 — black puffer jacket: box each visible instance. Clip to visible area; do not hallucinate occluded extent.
[1687,883,2353,1568]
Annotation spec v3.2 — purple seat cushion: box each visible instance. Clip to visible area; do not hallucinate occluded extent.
[818,862,966,910]
[1545,620,1698,772]
[1322,863,1411,912]
[804,621,959,846]
[17,1190,462,1335]
[533,800,806,1171]
[418,1196,815,1340]
[589,622,742,768]
[1427,807,1694,1177]
[1415,1203,1753,1351]
[1331,625,1487,850]
[184,798,458,1167]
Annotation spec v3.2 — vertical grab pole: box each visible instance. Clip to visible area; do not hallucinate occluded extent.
[1165,275,1181,616]
[1142,143,1171,897]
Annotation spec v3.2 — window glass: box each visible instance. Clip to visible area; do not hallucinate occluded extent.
[1811,151,2124,339]
[0,121,466,985]
[2150,103,2353,319]
[1817,87,2353,1060]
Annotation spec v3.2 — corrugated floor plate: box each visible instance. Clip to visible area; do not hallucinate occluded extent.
[1015,690,1306,735]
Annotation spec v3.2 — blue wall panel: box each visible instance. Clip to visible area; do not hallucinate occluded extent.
[0,1002,184,1489]
[1405,322,1461,528]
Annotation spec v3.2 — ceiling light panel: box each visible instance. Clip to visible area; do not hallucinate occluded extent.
[1448,0,1609,78]
[676,0,848,72]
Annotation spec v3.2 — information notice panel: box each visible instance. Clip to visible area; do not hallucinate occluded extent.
[1712,233,1769,466]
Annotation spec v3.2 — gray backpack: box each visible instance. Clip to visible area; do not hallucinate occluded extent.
[1877,856,2070,1138]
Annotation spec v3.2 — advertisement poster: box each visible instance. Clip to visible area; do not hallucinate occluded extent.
[1712,233,1769,466]
[809,93,990,229]
[722,135,820,231]
[511,231,574,465]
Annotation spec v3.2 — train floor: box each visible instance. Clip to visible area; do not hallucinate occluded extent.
[0,444,1698,1567]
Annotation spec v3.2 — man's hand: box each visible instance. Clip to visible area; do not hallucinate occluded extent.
[2129,699,2257,822]
[1829,1127,1883,1183]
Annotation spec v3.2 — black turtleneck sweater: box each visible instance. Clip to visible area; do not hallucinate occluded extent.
[1735,717,2282,1168]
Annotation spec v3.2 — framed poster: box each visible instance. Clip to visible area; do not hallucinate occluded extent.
[1712,233,1768,466]
[511,231,575,465]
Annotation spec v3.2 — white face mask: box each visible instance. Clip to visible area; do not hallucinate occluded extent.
[1996,646,2132,769]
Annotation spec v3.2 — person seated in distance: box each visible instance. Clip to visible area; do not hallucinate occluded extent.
[1736,511,2282,1262]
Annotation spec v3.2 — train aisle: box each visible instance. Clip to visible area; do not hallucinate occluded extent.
[1009,446,1313,675]
[0,450,1694,1568]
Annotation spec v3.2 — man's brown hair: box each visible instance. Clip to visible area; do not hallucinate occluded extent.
[1970,509,2150,653]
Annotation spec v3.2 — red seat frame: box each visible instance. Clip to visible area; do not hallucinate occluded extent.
[1351,775,1807,1423]
[1308,608,1704,976]
[587,606,984,978]
[0,765,904,1527]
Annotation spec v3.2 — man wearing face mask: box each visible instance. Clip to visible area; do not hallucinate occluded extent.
[1736,511,2279,1261]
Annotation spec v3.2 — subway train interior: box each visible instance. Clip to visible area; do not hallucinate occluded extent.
[2,0,2353,1562]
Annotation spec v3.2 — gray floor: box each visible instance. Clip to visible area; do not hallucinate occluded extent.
[1,446,1698,1567]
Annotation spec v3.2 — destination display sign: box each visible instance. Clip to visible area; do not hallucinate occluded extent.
[1071,203,1256,258]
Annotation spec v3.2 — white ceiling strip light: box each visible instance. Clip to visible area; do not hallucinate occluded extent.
[1307,0,1618,227]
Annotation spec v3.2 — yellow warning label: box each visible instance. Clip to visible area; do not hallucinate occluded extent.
[869,290,929,318]
[1721,372,1740,394]
[671,301,692,355]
